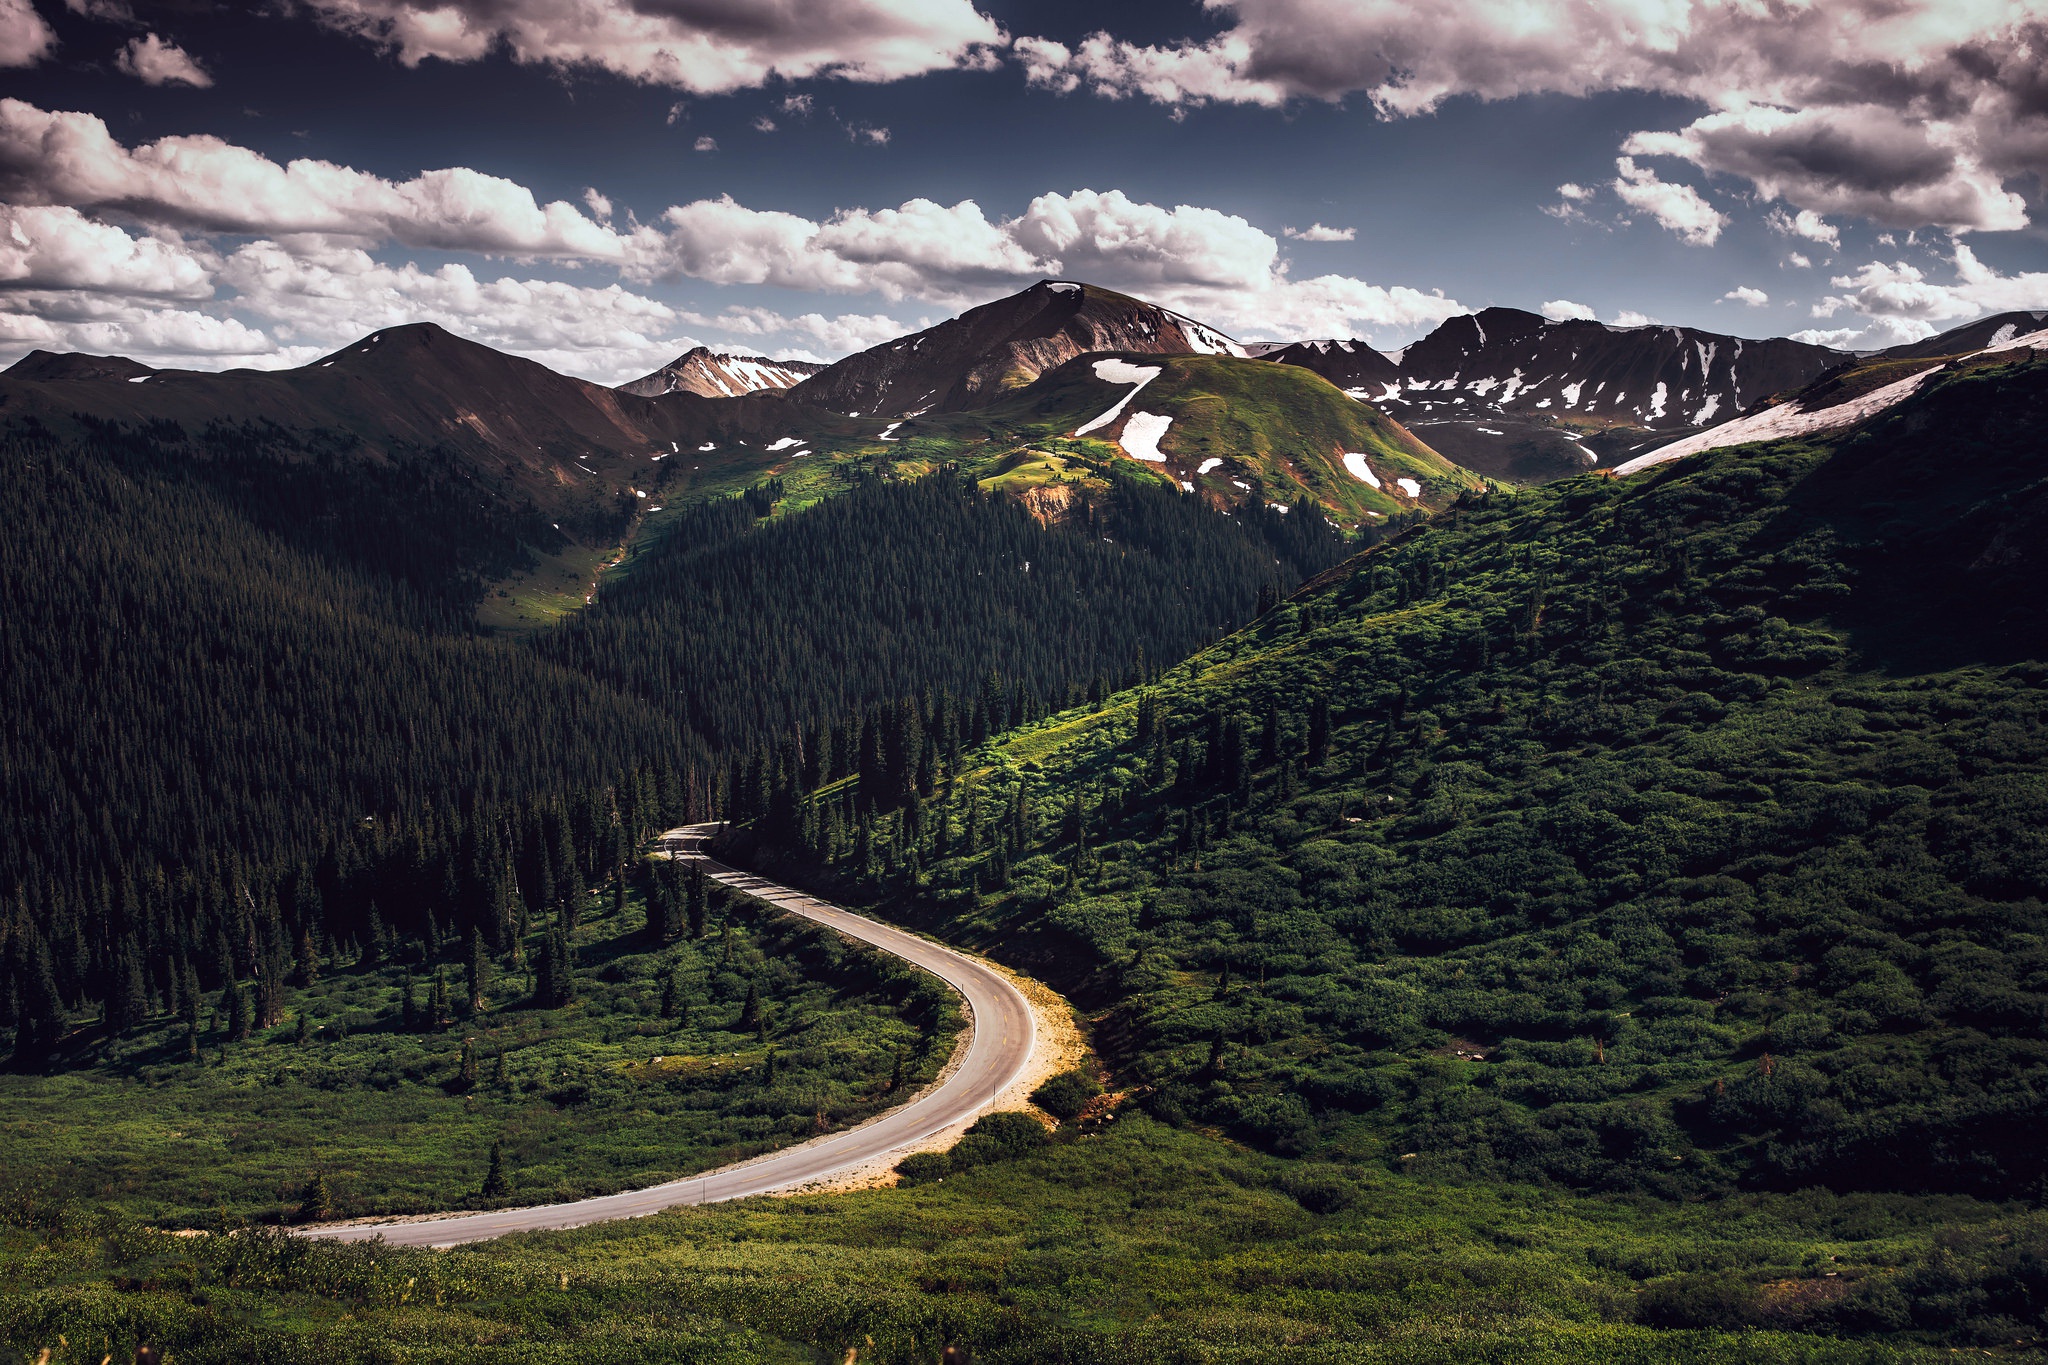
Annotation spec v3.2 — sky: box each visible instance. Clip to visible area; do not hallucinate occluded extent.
[3,0,2047,384]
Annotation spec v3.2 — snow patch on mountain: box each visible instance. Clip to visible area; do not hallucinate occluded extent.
[1120,411,1173,462]
[1342,452,1381,487]
[1075,359,1162,436]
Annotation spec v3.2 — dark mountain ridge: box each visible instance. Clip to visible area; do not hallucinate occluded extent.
[788,279,1245,419]
[617,346,824,398]
[1266,307,1850,483]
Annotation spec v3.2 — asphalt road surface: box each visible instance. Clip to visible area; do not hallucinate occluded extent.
[300,823,1036,1248]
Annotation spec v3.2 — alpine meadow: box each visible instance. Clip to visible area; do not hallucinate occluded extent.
[4,1,2048,1361]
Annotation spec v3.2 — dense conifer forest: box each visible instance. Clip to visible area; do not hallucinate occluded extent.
[0,423,1345,1068]
[730,357,2048,1206]
[4,356,2047,1362]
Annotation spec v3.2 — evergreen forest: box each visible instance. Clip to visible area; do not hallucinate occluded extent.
[2,352,2047,1363]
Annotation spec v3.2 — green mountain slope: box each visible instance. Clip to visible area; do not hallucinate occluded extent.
[729,352,2048,1201]
[724,351,1477,530]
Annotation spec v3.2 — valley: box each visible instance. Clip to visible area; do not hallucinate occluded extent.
[2,278,2046,1364]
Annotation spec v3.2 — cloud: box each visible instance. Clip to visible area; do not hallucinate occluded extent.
[1541,299,1596,321]
[116,33,213,87]
[0,303,284,367]
[1765,206,1840,251]
[1723,285,1769,306]
[1624,105,2026,233]
[1017,0,2048,232]
[780,94,813,117]
[640,193,1037,302]
[298,0,1005,94]
[1283,222,1353,242]
[1790,317,1934,350]
[1612,310,1656,327]
[1791,243,2048,349]
[0,99,629,258]
[752,115,776,133]
[686,305,916,357]
[0,204,215,297]
[1612,157,1725,246]
[0,96,1467,367]
[853,125,890,144]
[216,239,691,382]
[0,0,55,68]
[693,135,717,152]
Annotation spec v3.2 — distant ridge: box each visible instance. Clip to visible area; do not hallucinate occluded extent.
[618,347,824,399]
[788,279,1245,419]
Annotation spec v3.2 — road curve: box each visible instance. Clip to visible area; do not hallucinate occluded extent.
[300,823,1036,1248]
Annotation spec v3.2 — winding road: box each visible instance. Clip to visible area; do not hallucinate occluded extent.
[300,823,1037,1248]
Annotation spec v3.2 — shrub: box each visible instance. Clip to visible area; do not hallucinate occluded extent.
[1031,1068,1101,1122]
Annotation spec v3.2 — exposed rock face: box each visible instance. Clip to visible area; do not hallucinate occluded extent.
[788,280,1246,419]
[617,348,824,399]
[1881,311,2048,360]
[1263,308,1850,483]
[1274,308,1848,430]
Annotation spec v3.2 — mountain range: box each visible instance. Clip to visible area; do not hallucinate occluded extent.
[2,281,2037,602]
[617,347,824,399]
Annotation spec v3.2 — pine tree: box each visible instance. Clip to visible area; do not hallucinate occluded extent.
[230,983,253,1041]
[686,862,707,939]
[659,964,679,1020]
[430,968,451,1027]
[738,981,761,1031]
[1307,695,1331,768]
[299,1171,334,1223]
[464,928,489,1015]
[458,1036,479,1089]
[481,1140,509,1198]
[10,932,66,1066]
[107,934,148,1032]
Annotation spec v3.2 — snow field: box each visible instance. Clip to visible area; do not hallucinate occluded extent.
[1120,412,1173,462]
[1075,359,1163,437]
[1341,452,1381,487]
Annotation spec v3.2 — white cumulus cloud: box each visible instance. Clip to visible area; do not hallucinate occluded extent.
[298,0,1004,94]
[1612,156,1725,246]
[1016,0,2048,234]
[0,0,55,67]
[1723,285,1769,306]
[1541,299,1596,321]
[116,33,214,88]
[1283,223,1354,241]
[0,99,628,257]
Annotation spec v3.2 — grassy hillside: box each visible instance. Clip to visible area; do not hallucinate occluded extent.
[638,352,1479,531]
[730,353,2048,1205]
[0,872,955,1225]
[6,1118,2043,1362]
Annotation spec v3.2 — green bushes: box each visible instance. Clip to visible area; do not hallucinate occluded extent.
[1030,1068,1100,1121]
[837,360,2048,1203]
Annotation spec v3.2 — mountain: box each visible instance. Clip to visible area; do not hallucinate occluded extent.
[787,280,1246,419]
[1618,318,2048,475]
[953,350,1478,525]
[729,345,2048,1205]
[618,346,824,398]
[1882,309,2048,359]
[1266,308,1849,484]
[4,349,157,383]
[0,323,823,590]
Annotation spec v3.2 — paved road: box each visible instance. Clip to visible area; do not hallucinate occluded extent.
[300,823,1036,1248]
